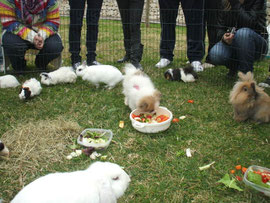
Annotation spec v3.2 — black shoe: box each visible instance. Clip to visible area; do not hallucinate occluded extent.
[72,62,81,71]
[227,69,237,78]
[87,60,101,66]
[131,62,143,70]
[258,76,270,88]
[117,55,130,63]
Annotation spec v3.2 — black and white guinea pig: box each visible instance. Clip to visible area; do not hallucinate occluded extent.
[19,78,42,100]
[164,65,198,83]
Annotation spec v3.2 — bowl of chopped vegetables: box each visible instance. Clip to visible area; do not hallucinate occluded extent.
[77,128,113,150]
[243,165,270,197]
[130,106,173,133]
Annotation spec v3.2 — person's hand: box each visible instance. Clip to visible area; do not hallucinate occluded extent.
[222,32,234,45]
[33,34,44,50]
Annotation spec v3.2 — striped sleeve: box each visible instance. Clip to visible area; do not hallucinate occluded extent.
[38,0,60,40]
[0,0,36,42]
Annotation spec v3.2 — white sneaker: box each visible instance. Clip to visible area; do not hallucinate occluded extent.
[202,62,215,69]
[191,61,204,72]
[155,58,171,68]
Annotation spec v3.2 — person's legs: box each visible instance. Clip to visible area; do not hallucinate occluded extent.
[158,0,180,62]
[35,34,63,69]
[204,0,221,62]
[2,32,30,71]
[209,41,236,74]
[116,0,131,63]
[69,0,86,66]
[128,0,144,69]
[233,28,268,73]
[181,0,204,63]
[86,0,103,65]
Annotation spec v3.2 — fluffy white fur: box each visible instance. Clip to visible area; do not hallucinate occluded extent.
[0,139,9,156]
[40,66,77,85]
[11,161,131,203]
[122,63,161,112]
[76,64,123,89]
[19,78,42,100]
[0,75,20,88]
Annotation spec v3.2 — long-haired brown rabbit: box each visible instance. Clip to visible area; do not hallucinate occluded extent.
[229,72,270,123]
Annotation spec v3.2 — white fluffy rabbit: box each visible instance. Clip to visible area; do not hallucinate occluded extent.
[76,63,123,89]
[19,78,42,100]
[122,63,161,112]
[11,161,131,203]
[0,75,20,88]
[40,66,77,85]
[0,139,9,156]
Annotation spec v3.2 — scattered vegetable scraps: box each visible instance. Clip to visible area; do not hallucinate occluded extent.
[119,121,124,128]
[218,173,243,191]
[172,118,179,123]
[199,161,215,171]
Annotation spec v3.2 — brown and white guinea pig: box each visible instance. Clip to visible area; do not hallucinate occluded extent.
[19,78,42,100]
[164,65,198,82]
[0,140,9,156]
[122,63,161,112]
[229,72,270,123]
[11,161,131,203]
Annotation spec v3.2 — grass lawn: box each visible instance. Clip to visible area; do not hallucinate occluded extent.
[0,19,270,203]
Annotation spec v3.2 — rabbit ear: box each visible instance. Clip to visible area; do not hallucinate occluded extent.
[238,71,253,81]
[40,73,49,78]
[154,90,161,100]
[98,179,117,203]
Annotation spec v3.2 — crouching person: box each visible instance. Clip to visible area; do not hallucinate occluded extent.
[0,0,63,72]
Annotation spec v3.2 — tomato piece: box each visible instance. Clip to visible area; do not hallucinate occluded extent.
[156,115,169,123]
[236,176,242,181]
[230,170,235,174]
[242,167,247,174]
[187,100,194,103]
[262,176,268,183]
[172,118,179,123]
[132,114,140,119]
[235,165,242,170]
[146,115,152,119]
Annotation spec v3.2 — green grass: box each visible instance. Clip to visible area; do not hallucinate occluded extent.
[1,19,270,203]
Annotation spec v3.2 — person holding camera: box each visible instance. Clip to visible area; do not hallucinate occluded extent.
[208,0,268,77]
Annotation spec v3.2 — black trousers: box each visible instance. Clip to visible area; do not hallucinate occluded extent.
[204,0,221,56]
[69,0,103,65]
[158,0,204,62]
[2,32,63,71]
[116,0,144,55]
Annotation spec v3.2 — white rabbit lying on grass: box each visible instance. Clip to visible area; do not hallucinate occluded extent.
[0,75,20,88]
[11,161,131,203]
[40,66,77,85]
[76,63,123,89]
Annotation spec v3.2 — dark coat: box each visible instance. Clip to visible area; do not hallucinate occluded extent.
[216,0,268,40]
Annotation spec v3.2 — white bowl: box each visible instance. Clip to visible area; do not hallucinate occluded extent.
[129,106,173,133]
[243,165,270,197]
[77,128,113,150]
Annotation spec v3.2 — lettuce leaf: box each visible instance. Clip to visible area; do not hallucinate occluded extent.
[218,173,243,191]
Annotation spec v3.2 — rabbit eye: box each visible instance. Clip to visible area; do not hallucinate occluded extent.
[113,176,119,180]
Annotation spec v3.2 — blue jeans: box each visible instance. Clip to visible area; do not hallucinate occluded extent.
[209,28,268,73]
